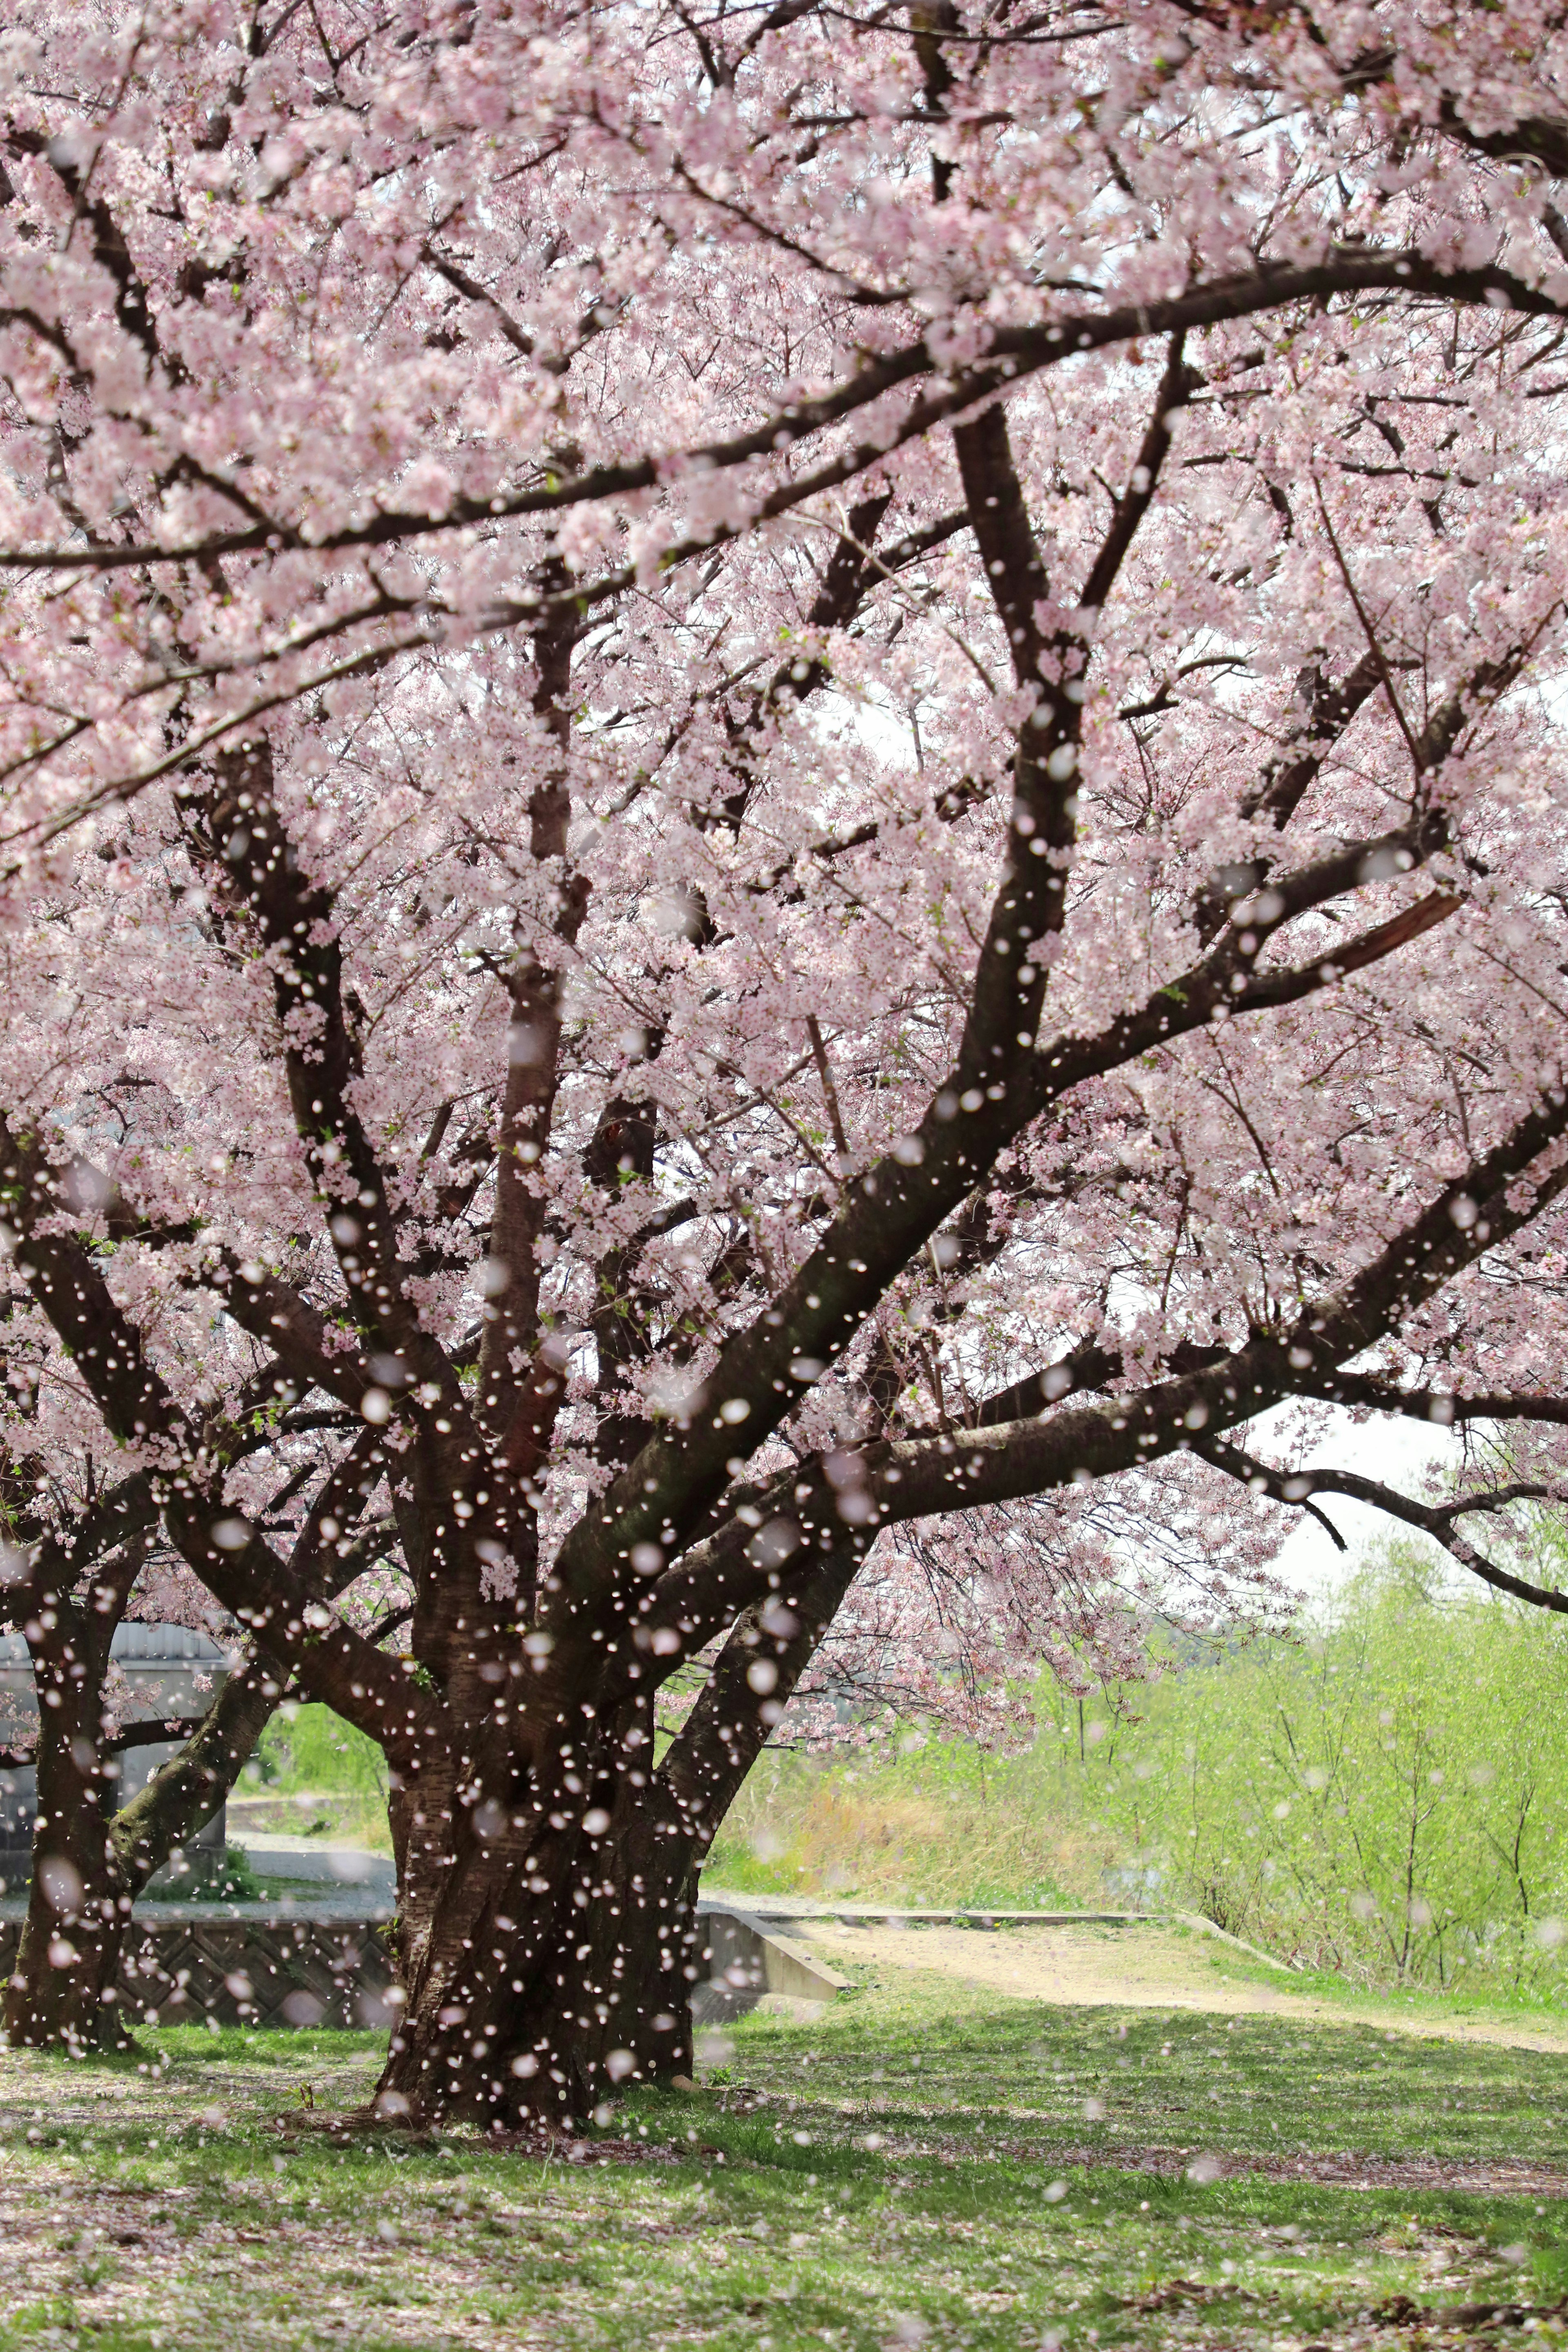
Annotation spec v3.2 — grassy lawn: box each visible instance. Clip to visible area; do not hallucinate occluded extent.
[2,1960,1568,2349]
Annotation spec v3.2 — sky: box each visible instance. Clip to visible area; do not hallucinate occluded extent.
[1254,1399,1453,1597]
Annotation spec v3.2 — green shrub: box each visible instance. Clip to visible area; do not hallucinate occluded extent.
[709,1543,1568,2004]
[1086,1545,1568,1998]
[189,1850,265,1903]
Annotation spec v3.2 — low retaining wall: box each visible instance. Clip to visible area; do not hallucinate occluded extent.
[702,1895,1159,1927]
[0,1902,399,2031]
[232,1838,396,1893]
[693,1899,851,2020]
[699,1891,1296,1974]
[0,1898,849,2031]
[2,1882,1290,2037]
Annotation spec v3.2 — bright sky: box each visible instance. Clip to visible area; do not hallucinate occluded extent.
[1251,1399,1453,1597]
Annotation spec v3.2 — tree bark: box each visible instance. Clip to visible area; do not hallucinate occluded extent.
[109,1646,281,1892]
[372,1733,707,2127]
[370,1541,862,2125]
[4,1597,132,2051]
[3,1635,283,2050]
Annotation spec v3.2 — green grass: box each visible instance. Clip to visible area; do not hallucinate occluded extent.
[3,1962,1568,2348]
[1163,1917,1568,2031]
[239,1701,393,1854]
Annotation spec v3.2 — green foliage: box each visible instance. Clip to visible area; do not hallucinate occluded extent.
[243,1702,392,1853]
[252,1704,389,1805]
[1082,1547,1568,1997]
[712,1548,1568,2004]
[188,1850,266,1903]
[708,1728,1107,1909]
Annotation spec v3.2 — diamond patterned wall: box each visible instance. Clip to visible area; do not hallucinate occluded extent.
[0,1913,399,2030]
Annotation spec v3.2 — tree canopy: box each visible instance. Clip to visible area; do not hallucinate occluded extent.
[2,0,1568,2118]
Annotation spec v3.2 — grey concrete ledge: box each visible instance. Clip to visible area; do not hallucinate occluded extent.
[233,1838,396,1892]
[697,1889,1296,1973]
[0,1895,396,1926]
[698,1890,1157,1928]
[694,1903,850,2022]
[1166,1909,1296,1973]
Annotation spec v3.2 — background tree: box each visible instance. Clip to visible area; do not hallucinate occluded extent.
[2,0,1568,2125]
[0,1263,394,2049]
[1055,1544,1568,1993]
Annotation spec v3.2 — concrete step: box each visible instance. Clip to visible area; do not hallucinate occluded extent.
[233,1837,395,1893]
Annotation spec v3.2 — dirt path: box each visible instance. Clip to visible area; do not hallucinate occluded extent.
[790,1916,1568,2056]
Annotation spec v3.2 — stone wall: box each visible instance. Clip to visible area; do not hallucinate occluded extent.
[0,1897,846,2034]
[0,1904,398,2031]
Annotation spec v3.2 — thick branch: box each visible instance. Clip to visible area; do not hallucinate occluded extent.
[542,771,1492,1646]
[2,253,1555,574]
[1296,1374,1568,1428]
[1200,1435,1568,1616]
[182,742,445,1398]
[0,1114,424,1748]
[656,1537,870,1841]
[646,1078,1568,1638]
[110,1502,383,1890]
[479,586,590,1455]
[110,1649,280,1888]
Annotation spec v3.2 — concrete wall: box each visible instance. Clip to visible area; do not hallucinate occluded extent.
[693,1900,850,2020]
[0,1624,235,1893]
[0,1903,398,2030]
[0,1898,847,2032]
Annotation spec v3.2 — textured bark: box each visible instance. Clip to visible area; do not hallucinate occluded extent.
[3,1625,284,2049]
[109,1646,282,1889]
[4,1598,131,2051]
[374,1731,708,2126]
[369,1535,865,2124]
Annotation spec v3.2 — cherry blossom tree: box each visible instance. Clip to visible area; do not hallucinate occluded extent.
[3,0,1568,2124]
[0,1251,392,2049]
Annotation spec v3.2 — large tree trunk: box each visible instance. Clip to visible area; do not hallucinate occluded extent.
[372,1550,858,2127]
[374,1715,708,2127]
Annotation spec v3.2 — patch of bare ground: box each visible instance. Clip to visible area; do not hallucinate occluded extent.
[0,2170,528,2350]
[797,1918,1568,2057]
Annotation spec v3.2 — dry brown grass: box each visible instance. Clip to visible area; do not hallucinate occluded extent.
[708,1761,1120,1907]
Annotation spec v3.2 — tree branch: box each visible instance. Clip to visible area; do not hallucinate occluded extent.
[646,1077,1568,1640]
[0,253,1554,574]
[0,1113,428,1752]
[540,734,1502,1648]
[1198,1435,1568,1615]
[1294,1374,1568,1428]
